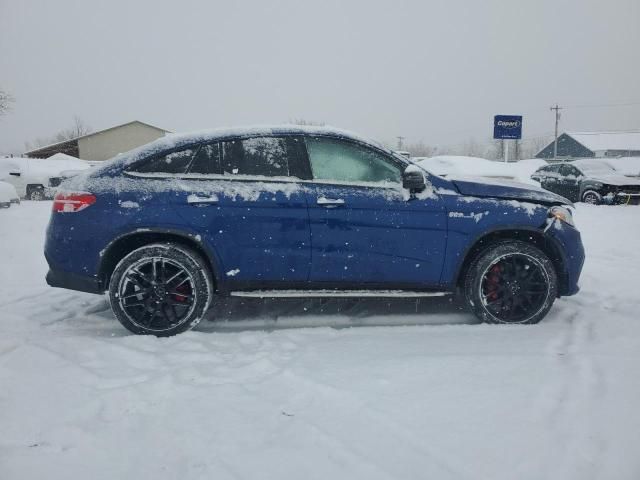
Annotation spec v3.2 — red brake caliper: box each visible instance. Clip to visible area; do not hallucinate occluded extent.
[485,264,502,301]
[172,283,192,303]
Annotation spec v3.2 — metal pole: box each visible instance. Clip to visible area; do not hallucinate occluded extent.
[550,104,562,159]
[504,139,509,162]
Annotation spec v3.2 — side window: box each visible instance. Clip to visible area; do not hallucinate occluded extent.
[560,165,581,180]
[305,137,401,184]
[189,143,221,174]
[544,165,561,176]
[133,147,199,174]
[220,136,308,178]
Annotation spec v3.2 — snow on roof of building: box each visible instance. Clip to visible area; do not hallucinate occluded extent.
[24,120,171,155]
[566,131,640,152]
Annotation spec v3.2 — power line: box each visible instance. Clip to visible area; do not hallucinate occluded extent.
[564,101,640,109]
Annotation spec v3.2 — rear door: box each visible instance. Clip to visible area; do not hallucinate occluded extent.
[302,136,447,287]
[559,164,581,201]
[128,136,312,286]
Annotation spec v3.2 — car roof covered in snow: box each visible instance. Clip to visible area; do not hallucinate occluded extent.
[97,124,397,172]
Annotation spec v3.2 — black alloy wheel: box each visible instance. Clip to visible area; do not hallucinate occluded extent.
[464,241,557,324]
[109,243,213,336]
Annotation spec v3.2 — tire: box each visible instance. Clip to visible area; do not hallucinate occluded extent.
[28,186,45,201]
[464,240,557,325]
[108,243,213,336]
[582,190,601,205]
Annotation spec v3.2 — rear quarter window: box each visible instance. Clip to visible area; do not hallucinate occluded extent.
[132,147,199,174]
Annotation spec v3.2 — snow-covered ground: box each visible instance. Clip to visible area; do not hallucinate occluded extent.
[1,202,640,479]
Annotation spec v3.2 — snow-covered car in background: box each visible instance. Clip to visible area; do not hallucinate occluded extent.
[532,159,640,205]
[0,180,20,208]
[0,155,91,200]
[415,155,547,186]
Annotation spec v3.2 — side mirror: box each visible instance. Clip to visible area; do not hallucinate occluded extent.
[402,167,426,193]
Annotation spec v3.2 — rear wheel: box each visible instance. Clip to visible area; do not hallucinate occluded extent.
[464,241,557,324]
[582,190,601,205]
[108,243,213,336]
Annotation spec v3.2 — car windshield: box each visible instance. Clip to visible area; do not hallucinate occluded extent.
[573,161,616,175]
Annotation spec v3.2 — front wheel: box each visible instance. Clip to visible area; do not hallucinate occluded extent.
[582,190,602,205]
[464,241,557,324]
[108,243,213,336]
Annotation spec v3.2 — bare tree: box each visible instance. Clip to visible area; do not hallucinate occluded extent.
[54,115,92,142]
[459,138,485,157]
[0,89,15,116]
[518,136,552,159]
[405,141,438,158]
[26,116,93,149]
[289,118,326,126]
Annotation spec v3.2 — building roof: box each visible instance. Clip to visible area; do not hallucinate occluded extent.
[566,131,640,152]
[24,120,171,156]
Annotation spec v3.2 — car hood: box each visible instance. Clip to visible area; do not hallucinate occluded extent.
[585,174,640,186]
[450,175,572,206]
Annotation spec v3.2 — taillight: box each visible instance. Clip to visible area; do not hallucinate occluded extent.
[52,192,96,213]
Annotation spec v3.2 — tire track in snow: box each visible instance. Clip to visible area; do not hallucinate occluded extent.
[275,367,477,480]
[535,304,605,479]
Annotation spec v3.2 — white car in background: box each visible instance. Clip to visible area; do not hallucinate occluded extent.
[0,155,91,200]
[0,180,20,208]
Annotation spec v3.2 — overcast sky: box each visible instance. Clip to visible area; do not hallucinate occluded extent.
[1,0,639,154]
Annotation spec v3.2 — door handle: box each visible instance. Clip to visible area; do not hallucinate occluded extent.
[317,197,345,207]
[187,194,219,205]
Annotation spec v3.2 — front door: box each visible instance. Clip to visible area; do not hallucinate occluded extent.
[303,136,447,287]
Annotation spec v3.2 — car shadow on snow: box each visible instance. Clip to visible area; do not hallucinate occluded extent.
[81,295,478,336]
[199,295,478,333]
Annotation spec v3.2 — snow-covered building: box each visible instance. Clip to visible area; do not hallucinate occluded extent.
[536,131,640,159]
[24,120,170,161]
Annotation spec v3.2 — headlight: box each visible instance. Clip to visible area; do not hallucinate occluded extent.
[548,206,575,227]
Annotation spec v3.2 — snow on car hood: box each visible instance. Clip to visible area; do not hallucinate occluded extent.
[450,175,572,206]
[585,174,640,187]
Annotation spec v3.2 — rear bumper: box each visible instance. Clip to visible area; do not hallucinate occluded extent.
[46,268,103,294]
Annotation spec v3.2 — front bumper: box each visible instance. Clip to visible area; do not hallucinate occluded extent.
[545,220,585,296]
[615,192,640,205]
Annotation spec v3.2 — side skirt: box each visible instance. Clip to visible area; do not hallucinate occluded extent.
[230,289,451,298]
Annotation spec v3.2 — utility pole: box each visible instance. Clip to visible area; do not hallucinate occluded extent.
[550,104,563,160]
[396,136,405,151]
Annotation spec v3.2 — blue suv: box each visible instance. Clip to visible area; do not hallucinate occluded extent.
[45,126,585,336]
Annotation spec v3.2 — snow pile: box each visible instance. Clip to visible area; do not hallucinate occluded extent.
[0,156,91,180]
[416,156,547,185]
[0,180,19,203]
[1,203,640,479]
